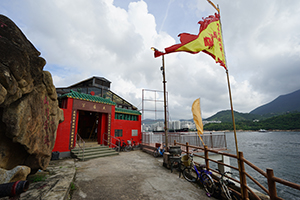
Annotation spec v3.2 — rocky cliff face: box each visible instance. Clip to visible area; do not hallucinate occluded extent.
[0,15,64,171]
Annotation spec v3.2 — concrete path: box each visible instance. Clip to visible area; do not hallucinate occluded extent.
[17,159,75,200]
[71,150,213,200]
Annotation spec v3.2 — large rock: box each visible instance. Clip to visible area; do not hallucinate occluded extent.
[0,15,64,172]
[0,166,31,184]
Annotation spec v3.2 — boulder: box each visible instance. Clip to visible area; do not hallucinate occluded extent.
[0,15,64,172]
[0,166,31,184]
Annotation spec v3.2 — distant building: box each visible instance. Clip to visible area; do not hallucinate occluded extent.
[174,120,181,130]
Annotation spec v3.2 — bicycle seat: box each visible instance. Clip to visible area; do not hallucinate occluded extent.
[199,164,206,168]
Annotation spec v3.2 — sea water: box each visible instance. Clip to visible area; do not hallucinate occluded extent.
[224,131,300,200]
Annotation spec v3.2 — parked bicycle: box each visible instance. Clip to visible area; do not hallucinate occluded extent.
[153,144,165,157]
[132,140,139,149]
[214,169,240,200]
[182,149,215,197]
[113,140,120,152]
[119,140,128,151]
[125,139,134,152]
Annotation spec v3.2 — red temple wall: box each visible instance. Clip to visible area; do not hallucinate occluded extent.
[53,98,74,152]
[111,115,142,147]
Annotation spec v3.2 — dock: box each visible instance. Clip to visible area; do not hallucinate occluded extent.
[71,150,213,200]
[17,150,214,200]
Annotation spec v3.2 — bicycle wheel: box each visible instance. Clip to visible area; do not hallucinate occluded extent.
[230,191,240,200]
[113,147,120,152]
[153,150,159,157]
[125,146,131,152]
[202,173,215,196]
[213,184,222,199]
[183,167,198,182]
[221,182,231,200]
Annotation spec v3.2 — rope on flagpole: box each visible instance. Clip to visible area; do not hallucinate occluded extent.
[207,0,220,13]
[198,133,205,146]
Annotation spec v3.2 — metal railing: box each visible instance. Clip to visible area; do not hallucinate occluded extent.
[76,133,85,161]
[142,132,227,150]
[102,132,120,152]
[174,141,300,200]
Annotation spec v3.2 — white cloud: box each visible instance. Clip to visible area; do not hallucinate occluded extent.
[1,0,300,120]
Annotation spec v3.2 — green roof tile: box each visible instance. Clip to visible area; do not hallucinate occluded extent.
[60,90,116,106]
[115,107,141,115]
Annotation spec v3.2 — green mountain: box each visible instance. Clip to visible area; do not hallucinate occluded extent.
[204,110,264,122]
[205,89,300,122]
[204,112,300,131]
[250,89,300,115]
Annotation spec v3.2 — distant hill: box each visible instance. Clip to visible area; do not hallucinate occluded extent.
[204,110,264,123]
[142,119,163,124]
[142,118,193,124]
[205,89,300,122]
[142,89,300,123]
[204,112,300,131]
[250,89,300,115]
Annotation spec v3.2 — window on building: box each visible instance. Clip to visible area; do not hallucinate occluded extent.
[132,130,138,136]
[115,129,123,137]
[115,113,139,121]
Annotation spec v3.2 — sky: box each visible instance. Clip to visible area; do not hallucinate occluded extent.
[1,0,300,120]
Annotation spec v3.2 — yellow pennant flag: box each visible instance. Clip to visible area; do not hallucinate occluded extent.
[192,98,205,146]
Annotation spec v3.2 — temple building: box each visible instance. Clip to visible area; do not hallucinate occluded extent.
[53,76,142,157]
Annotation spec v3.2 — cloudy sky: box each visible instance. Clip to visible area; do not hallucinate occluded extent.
[1,0,300,120]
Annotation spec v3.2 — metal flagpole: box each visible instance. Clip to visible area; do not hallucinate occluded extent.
[162,54,169,149]
[151,47,168,150]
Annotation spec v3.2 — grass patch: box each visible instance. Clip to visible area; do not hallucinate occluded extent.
[68,182,77,200]
[29,174,47,183]
[70,182,76,191]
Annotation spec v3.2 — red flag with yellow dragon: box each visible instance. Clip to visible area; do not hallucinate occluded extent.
[153,13,226,70]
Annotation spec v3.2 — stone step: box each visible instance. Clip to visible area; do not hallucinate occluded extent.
[140,144,156,156]
[75,151,119,161]
[71,145,109,152]
[142,147,155,156]
[72,149,116,157]
[72,146,115,154]
[71,145,119,161]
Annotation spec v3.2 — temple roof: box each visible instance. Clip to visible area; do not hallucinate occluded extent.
[115,107,141,115]
[60,90,116,106]
[60,91,141,115]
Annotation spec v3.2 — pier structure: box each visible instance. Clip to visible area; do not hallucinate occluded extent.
[141,132,231,174]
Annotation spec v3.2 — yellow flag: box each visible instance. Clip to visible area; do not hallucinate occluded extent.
[192,99,205,145]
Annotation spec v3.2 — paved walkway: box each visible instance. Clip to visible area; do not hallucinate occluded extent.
[18,159,75,200]
[71,150,213,200]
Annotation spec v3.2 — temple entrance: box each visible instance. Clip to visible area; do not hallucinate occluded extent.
[77,110,99,142]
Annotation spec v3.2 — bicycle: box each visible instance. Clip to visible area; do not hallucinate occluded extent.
[214,169,240,200]
[113,140,120,152]
[125,139,133,152]
[153,144,165,157]
[119,140,129,151]
[182,149,215,197]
